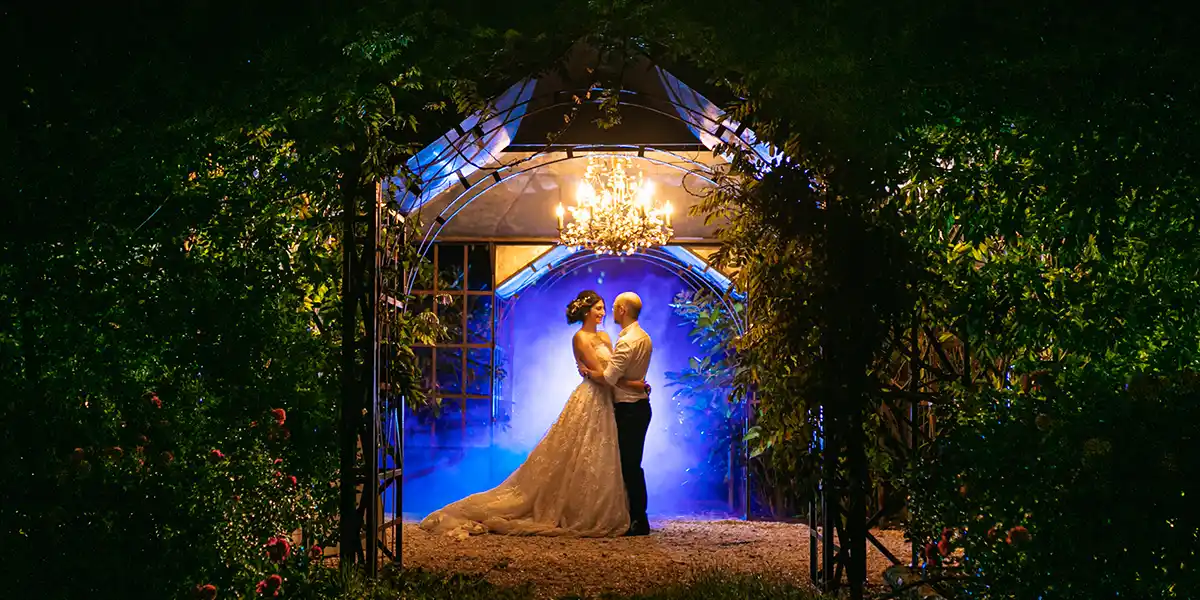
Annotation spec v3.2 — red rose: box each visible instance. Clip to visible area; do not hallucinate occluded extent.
[286,475,297,487]
[193,583,218,600]
[210,449,226,462]
[273,458,283,465]
[937,537,950,557]
[986,525,1000,541]
[270,408,286,426]
[307,545,323,561]
[256,574,282,596]
[265,537,291,563]
[250,420,258,428]
[149,394,162,409]
[1006,526,1032,546]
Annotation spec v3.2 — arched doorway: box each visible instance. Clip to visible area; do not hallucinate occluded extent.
[399,246,744,520]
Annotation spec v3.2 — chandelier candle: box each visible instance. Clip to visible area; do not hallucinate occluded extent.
[556,155,674,255]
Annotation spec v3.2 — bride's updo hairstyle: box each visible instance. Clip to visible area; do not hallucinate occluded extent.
[566,290,603,324]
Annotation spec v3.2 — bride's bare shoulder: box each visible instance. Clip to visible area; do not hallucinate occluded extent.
[597,331,612,345]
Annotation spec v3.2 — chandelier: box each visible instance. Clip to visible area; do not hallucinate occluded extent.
[555,155,674,255]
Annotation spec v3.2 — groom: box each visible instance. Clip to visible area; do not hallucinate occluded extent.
[580,292,653,536]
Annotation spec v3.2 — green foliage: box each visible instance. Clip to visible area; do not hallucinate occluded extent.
[664,291,743,467]
[908,373,1200,598]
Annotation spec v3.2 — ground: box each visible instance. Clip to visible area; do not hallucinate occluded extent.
[400,519,912,598]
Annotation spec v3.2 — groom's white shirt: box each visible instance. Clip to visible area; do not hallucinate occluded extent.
[603,322,652,403]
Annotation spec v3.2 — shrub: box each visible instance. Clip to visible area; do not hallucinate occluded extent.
[909,371,1200,598]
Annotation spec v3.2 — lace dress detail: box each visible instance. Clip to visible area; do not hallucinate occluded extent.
[418,338,631,538]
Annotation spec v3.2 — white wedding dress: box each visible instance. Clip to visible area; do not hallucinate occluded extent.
[418,337,631,538]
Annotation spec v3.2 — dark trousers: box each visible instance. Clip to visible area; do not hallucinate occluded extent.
[614,398,652,523]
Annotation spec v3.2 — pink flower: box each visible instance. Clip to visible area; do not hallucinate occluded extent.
[148,393,162,409]
[286,475,297,487]
[192,583,218,600]
[256,574,282,596]
[270,408,286,426]
[273,458,283,464]
[265,537,291,563]
[209,449,226,462]
[1006,525,1032,546]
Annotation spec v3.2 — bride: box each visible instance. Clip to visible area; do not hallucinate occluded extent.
[418,290,650,538]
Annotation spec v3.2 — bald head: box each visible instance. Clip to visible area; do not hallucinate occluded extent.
[614,292,643,325]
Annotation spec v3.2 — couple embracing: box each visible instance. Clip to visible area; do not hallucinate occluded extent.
[419,290,654,538]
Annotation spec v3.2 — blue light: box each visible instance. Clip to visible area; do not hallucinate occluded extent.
[658,246,742,300]
[389,79,537,213]
[401,256,742,520]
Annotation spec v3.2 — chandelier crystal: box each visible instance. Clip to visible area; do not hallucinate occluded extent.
[555,155,674,255]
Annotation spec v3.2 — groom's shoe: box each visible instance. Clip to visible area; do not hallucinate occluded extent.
[624,520,651,537]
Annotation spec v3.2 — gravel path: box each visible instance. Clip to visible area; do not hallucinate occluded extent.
[399,519,911,598]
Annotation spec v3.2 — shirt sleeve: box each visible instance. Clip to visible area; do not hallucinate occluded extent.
[603,336,633,385]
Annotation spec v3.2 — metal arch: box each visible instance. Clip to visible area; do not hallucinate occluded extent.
[521,249,747,336]
[397,86,777,199]
[416,149,717,252]
[402,149,722,294]
[398,85,777,182]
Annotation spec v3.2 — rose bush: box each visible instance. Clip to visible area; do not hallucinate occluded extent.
[909,372,1200,598]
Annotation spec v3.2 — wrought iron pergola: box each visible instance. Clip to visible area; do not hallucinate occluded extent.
[333,56,928,600]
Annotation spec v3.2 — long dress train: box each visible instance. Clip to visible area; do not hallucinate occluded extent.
[418,338,630,538]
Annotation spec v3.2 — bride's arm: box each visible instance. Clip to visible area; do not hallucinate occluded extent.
[597,332,649,392]
[578,335,651,393]
[572,331,606,374]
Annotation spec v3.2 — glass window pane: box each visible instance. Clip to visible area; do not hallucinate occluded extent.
[461,399,493,447]
[466,295,493,344]
[465,348,493,396]
[432,398,465,447]
[437,244,465,291]
[436,348,463,395]
[440,294,465,344]
[467,244,492,291]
